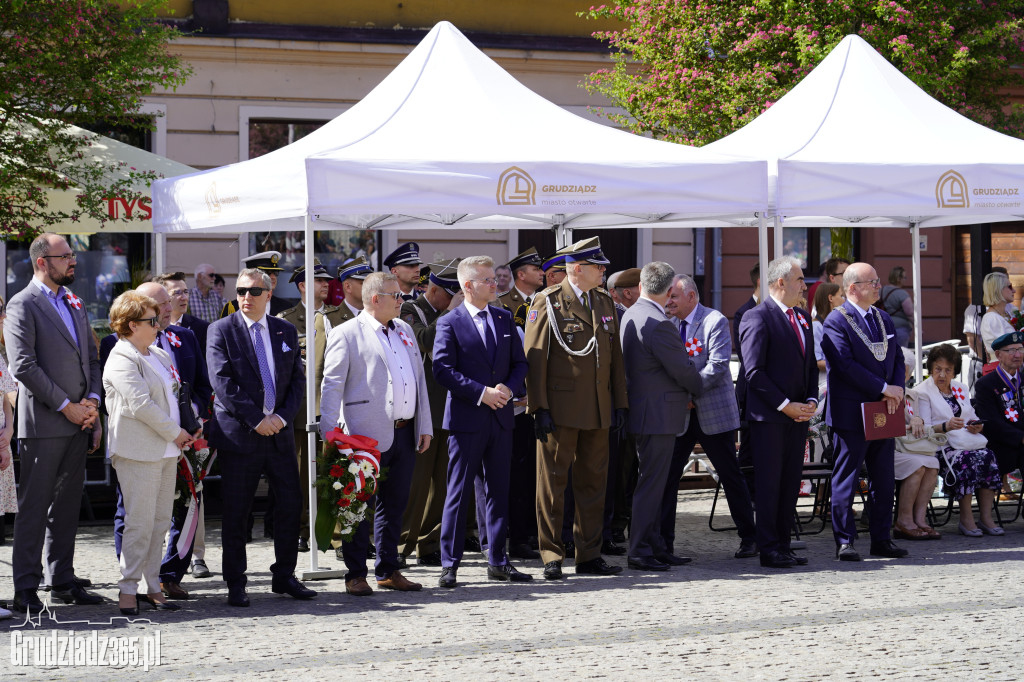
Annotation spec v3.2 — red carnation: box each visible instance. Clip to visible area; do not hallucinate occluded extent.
[329,465,345,478]
[356,491,371,502]
[337,498,352,508]
[343,482,355,495]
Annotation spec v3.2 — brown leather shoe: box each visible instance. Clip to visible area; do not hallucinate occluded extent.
[160,582,190,600]
[376,570,422,591]
[345,577,373,596]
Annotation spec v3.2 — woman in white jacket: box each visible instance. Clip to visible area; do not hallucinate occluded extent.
[104,291,195,616]
[915,344,1002,537]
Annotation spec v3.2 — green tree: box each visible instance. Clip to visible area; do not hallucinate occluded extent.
[0,0,191,238]
[584,1,1024,146]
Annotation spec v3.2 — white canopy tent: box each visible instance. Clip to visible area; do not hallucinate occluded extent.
[707,34,1024,380]
[152,20,768,577]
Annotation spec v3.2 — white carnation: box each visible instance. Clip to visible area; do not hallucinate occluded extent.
[332,481,343,490]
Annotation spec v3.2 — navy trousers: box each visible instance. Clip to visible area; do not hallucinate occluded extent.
[831,427,896,545]
[342,426,416,581]
[440,414,513,568]
[750,420,808,554]
[219,440,300,589]
[507,412,538,546]
[661,410,755,552]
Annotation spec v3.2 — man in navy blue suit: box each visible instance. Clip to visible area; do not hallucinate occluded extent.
[100,281,212,597]
[822,262,907,562]
[432,256,532,588]
[739,257,818,569]
[206,267,316,606]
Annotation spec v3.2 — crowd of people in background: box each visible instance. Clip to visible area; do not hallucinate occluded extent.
[1,231,1022,618]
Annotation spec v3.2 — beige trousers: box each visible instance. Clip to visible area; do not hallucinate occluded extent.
[111,455,177,595]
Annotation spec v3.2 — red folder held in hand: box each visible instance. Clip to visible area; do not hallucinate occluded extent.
[862,399,906,441]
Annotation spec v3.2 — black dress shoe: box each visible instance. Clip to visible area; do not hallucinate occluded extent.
[45,575,93,591]
[575,557,623,575]
[298,538,310,553]
[438,567,458,588]
[227,585,250,607]
[508,543,541,560]
[627,556,669,571]
[869,539,909,558]
[50,582,103,605]
[784,551,809,566]
[543,561,564,580]
[734,538,758,558]
[137,594,181,611]
[759,550,797,568]
[463,536,482,553]
[655,553,692,566]
[272,576,318,600]
[397,555,409,569]
[417,550,443,566]
[12,589,44,613]
[836,543,861,561]
[601,541,627,556]
[488,564,533,582]
[118,594,139,617]
[367,545,376,559]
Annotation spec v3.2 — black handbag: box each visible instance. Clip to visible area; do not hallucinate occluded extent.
[177,381,202,435]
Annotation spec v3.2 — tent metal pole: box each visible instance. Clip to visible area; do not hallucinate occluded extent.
[154,233,166,277]
[758,213,769,303]
[911,223,923,384]
[773,215,783,260]
[301,213,345,581]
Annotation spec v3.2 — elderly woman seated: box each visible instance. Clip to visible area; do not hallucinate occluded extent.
[893,393,941,540]
[915,344,1003,537]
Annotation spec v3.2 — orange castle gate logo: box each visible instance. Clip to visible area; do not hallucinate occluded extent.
[497,167,536,206]
[936,170,969,208]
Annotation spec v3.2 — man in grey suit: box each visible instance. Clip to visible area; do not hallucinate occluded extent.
[6,233,104,612]
[320,272,432,597]
[619,262,702,571]
[661,275,757,560]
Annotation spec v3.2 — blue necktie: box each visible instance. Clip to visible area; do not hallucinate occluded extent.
[252,322,276,413]
[50,290,79,345]
[865,311,881,343]
[679,319,688,345]
[478,311,496,363]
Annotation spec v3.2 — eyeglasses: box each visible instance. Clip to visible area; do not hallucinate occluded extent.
[134,317,160,328]
[854,278,881,287]
[236,287,267,297]
[168,289,189,298]
[471,278,498,286]
[376,292,403,300]
[42,252,78,262]
[999,347,1024,355]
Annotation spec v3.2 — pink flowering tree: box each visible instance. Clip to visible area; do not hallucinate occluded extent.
[583,1,1024,146]
[0,0,191,238]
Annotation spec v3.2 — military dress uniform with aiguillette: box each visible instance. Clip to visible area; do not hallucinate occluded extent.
[525,279,628,566]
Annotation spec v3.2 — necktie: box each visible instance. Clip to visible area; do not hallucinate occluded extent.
[252,322,276,413]
[787,309,805,355]
[478,311,497,362]
[525,296,532,306]
[679,319,688,345]
[580,292,590,312]
[865,311,881,342]
[49,290,79,344]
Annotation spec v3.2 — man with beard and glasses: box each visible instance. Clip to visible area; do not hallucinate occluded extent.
[6,233,104,612]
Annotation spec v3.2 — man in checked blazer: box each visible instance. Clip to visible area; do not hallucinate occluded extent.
[207,268,315,607]
[320,272,432,597]
[6,233,104,612]
[661,275,757,561]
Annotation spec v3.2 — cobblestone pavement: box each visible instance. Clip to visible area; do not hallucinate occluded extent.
[3,490,1023,680]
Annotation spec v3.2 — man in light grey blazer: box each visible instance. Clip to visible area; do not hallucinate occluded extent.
[619,262,702,572]
[320,272,432,597]
[6,233,104,612]
[661,275,757,560]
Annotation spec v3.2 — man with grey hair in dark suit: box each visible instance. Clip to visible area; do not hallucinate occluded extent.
[619,262,702,571]
[6,233,104,612]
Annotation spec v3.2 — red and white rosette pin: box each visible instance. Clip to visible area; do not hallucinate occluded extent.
[169,365,181,384]
[797,312,810,330]
[65,292,83,310]
[951,386,966,402]
[685,337,703,356]
[166,331,182,347]
[397,329,415,349]
[1006,407,1019,423]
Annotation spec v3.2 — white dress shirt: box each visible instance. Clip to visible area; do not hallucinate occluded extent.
[240,312,277,415]
[360,312,416,420]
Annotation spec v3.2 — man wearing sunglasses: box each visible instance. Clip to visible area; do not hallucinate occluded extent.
[320,272,433,597]
[5,233,103,612]
[206,268,314,607]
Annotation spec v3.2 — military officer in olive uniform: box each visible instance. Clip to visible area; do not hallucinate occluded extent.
[525,237,629,579]
[334,257,373,322]
[541,248,569,288]
[220,251,290,317]
[398,260,464,565]
[276,260,349,551]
